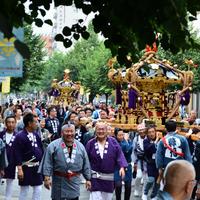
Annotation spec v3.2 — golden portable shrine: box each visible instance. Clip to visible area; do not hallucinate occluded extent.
[107,49,199,140]
[48,69,81,106]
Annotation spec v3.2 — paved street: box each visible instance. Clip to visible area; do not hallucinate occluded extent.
[0,178,143,200]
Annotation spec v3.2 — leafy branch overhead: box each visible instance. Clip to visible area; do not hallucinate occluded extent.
[1,0,200,63]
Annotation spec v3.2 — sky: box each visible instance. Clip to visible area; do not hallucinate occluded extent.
[31,3,54,35]
[24,1,54,35]
[191,13,200,35]
[32,11,54,35]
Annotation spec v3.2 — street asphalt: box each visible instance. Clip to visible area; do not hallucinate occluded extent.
[0,178,144,200]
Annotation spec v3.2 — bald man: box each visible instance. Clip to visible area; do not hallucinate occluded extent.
[157,160,196,200]
[187,110,198,125]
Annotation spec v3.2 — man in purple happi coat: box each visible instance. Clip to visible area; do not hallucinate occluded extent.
[86,122,128,200]
[0,116,17,200]
[14,113,43,200]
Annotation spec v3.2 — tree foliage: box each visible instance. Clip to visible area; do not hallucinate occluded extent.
[1,0,200,63]
[11,25,46,93]
[40,23,112,101]
[157,48,200,93]
[39,52,67,91]
[157,25,200,93]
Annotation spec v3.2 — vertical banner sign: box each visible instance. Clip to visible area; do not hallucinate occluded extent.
[2,77,10,93]
[0,27,24,77]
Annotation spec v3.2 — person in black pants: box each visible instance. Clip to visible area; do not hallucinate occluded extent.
[114,128,133,200]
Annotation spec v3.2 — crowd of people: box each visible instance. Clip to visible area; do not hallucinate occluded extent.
[0,99,199,200]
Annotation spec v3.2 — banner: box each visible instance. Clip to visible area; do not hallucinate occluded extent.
[0,27,23,77]
[2,77,10,93]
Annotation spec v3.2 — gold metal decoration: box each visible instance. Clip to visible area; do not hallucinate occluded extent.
[48,69,81,106]
[108,51,194,130]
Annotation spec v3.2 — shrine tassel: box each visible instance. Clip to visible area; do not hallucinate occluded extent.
[138,96,143,106]
[181,90,190,106]
[48,89,59,97]
[128,88,137,109]
[53,89,60,97]
[116,84,122,105]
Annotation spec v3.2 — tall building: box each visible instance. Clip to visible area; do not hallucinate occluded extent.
[52,5,87,52]
[40,35,53,56]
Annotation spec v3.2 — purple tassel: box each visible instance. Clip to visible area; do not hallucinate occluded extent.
[128,89,137,109]
[138,96,143,106]
[48,89,60,97]
[53,89,61,97]
[180,90,190,106]
[116,84,122,104]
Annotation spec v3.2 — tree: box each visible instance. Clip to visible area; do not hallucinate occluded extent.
[64,24,112,102]
[98,65,113,104]
[157,47,200,93]
[39,52,67,92]
[157,25,200,93]
[40,23,112,102]
[11,25,46,93]
[1,0,200,63]
[78,42,112,102]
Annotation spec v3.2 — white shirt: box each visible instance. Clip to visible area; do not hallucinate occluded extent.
[6,132,13,144]
[97,142,104,159]
[27,132,34,140]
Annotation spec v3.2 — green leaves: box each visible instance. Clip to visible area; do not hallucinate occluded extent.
[35,18,53,27]
[57,23,90,47]
[73,33,80,40]
[189,16,197,21]
[62,26,71,36]
[55,34,64,41]
[157,45,200,92]
[63,38,72,48]
[1,0,200,65]
[39,9,46,17]
[35,18,43,27]
[82,5,92,15]
[54,0,73,6]
[39,23,112,101]
[74,0,83,8]
[11,24,46,92]
[44,19,53,26]
[81,31,90,40]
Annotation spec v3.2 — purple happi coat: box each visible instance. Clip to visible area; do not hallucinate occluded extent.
[86,136,128,193]
[0,130,17,179]
[14,129,43,186]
